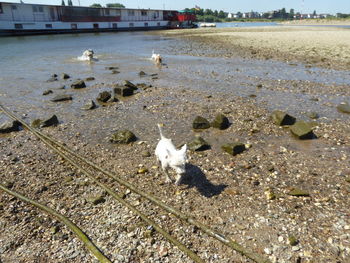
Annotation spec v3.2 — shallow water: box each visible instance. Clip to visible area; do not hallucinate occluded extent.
[0,31,349,126]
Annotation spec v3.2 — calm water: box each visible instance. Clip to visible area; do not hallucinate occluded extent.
[0,31,349,124]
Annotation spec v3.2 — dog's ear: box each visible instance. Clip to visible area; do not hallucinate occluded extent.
[180,144,187,153]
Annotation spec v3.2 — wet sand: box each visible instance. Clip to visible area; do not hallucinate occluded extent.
[1,27,350,263]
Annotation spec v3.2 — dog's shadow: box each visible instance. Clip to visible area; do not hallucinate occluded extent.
[181,163,227,198]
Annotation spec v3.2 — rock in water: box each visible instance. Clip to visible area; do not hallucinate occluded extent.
[139,71,147,76]
[211,113,230,129]
[71,80,86,89]
[42,89,53,95]
[81,100,96,110]
[337,102,350,114]
[221,143,246,156]
[50,94,72,102]
[31,119,42,128]
[47,74,58,82]
[271,110,296,126]
[188,136,210,151]
[123,80,138,91]
[290,121,316,139]
[96,91,111,102]
[40,115,59,128]
[61,73,70,79]
[193,116,210,130]
[85,77,95,81]
[110,130,137,144]
[0,121,21,133]
[113,86,134,97]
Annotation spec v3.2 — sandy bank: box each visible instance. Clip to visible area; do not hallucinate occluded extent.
[282,19,350,26]
[158,26,350,70]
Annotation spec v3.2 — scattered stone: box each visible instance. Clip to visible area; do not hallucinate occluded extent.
[256,84,263,89]
[47,74,58,82]
[57,85,66,90]
[71,80,86,89]
[4,180,14,189]
[110,130,137,144]
[271,110,296,126]
[211,113,230,130]
[113,85,134,97]
[50,225,60,234]
[111,70,120,74]
[188,136,210,151]
[96,91,111,103]
[159,246,168,257]
[31,119,42,128]
[192,116,210,130]
[50,94,72,102]
[337,102,350,114]
[264,248,272,255]
[141,151,151,157]
[137,168,148,174]
[107,94,119,103]
[221,143,246,156]
[81,100,96,110]
[264,189,276,200]
[61,73,70,80]
[105,66,118,70]
[40,115,59,128]
[306,111,319,119]
[0,121,21,133]
[87,195,105,205]
[288,235,299,246]
[123,80,138,90]
[288,188,310,197]
[290,121,316,139]
[139,71,147,76]
[42,89,53,95]
[85,77,95,81]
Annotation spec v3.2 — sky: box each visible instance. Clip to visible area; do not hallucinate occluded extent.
[7,0,350,14]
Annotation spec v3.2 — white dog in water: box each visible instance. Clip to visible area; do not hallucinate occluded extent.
[151,50,162,64]
[155,124,187,185]
[78,49,95,61]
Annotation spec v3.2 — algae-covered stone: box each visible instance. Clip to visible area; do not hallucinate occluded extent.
[141,151,151,157]
[271,110,296,126]
[31,119,42,128]
[221,143,246,156]
[71,80,86,89]
[306,111,319,119]
[211,113,230,130]
[123,80,138,91]
[50,94,72,102]
[290,121,316,140]
[113,85,134,97]
[51,225,60,234]
[288,188,310,197]
[288,235,299,246]
[40,115,59,128]
[96,91,111,103]
[337,102,350,114]
[193,116,210,130]
[87,195,105,205]
[0,121,21,133]
[61,73,70,79]
[188,136,210,151]
[81,100,96,110]
[110,130,137,144]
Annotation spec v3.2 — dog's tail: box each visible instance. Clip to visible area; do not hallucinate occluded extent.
[157,123,165,139]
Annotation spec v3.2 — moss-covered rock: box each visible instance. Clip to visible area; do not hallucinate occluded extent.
[110,130,137,144]
[211,113,230,130]
[287,188,310,197]
[31,119,42,128]
[71,80,86,89]
[221,143,246,156]
[288,235,299,246]
[96,91,111,103]
[337,102,350,114]
[271,110,296,126]
[290,121,316,139]
[193,116,210,130]
[113,85,134,97]
[188,136,210,151]
[306,111,319,119]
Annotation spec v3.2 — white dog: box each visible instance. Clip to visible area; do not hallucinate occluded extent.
[151,50,162,64]
[155,124,187,185]
[78,49,94,61]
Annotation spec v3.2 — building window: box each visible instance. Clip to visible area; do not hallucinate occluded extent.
[141,10,147,16]
[112,23,118,28]
[71,24,77,29]
[0,3,3,13]
[129,22,134,27]
[45,24,52,28]
[93,23,99,29]
[144,22,148,27]
[14,23,23,29]
[33,6,44,12]
[105,9,110,15]
[11,5,17,10]
[157,22,161,26]
[128,10,134,16]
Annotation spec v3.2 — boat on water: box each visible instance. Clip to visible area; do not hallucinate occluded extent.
[0,2,196,36]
